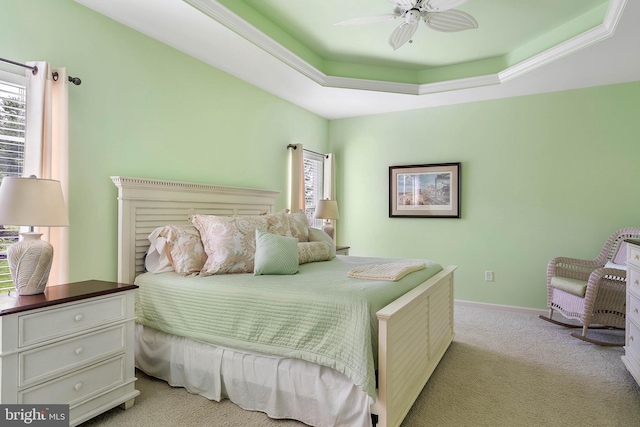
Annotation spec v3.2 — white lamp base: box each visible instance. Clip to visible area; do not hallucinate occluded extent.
[8,232,53,295]
[322,221,335,242]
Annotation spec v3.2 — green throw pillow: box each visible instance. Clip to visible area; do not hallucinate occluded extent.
[254,229,299,275]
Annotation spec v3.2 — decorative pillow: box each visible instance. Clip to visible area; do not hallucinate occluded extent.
[254,229,299,276]
[145,226,174,273]
[287,210,310,242]
[158,225,206,276]
[191,214,268,275]
[612,242,628,266]
[264,209,292,237]
[309,227,336,259]
[298,241,333,265]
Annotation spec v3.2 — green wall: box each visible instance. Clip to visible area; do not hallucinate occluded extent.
[1,0,329,283]
[3,1,639,310]
[330,83,640,309]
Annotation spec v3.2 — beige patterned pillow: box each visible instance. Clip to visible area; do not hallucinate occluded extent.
[264,209,292,237]
[158,225,206,276]
[298,241,333,265]
[288,210,310,242]
[309,227,336,258]
[191,214,268,275]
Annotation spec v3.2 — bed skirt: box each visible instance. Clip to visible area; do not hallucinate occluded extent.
[134,324,373,427]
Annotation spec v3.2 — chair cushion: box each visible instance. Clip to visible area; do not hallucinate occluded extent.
[550,276,587,297]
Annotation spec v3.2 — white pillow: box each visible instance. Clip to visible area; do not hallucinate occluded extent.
[309,227,336,259]
[604,261,627,271]
[145,226,174,273]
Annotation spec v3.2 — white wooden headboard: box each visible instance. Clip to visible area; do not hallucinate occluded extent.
[111,176,280,284]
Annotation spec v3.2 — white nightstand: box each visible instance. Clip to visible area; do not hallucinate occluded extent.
[336,246,350,256]
[0,280,140,426]
[623,240,640,387]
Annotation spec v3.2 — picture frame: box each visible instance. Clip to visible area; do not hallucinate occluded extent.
[389,162,461,218]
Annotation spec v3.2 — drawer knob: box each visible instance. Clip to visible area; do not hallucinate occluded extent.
[74,314,84,322]
[635,308,639,314]
[74,382,83,391]
[636,254,640,260]
[635,280,639,286]
[75,347,84,355]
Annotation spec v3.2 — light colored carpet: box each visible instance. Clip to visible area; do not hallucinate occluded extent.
[80,305,640,427]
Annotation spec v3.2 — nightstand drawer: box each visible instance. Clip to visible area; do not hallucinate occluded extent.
[19,355,125,405]
[627,319,640,360]
[628,266,640,299]
[628,244,640,269]
[19,295,126,347]
[629,292,640,328]
[20,324,127,388]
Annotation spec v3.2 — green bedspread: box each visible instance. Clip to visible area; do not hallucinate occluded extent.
[134,255,442,399]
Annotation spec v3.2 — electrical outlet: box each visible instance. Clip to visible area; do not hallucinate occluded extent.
[485,271,494,282]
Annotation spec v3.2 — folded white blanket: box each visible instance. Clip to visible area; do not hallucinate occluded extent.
[348,262,426,281]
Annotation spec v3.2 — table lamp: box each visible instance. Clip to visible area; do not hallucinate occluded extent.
[0,176,69,295]
[314,199,340,241]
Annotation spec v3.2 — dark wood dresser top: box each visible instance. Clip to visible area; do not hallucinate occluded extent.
[0,280,138,316]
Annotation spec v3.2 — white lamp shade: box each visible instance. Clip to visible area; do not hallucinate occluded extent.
[314,199,340,220]
[0,176,69,227]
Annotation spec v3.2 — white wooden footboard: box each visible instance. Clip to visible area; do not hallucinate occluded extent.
[373,266,456,427]
[112,176,456,427]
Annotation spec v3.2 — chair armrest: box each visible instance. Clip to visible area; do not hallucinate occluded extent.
[547,256,602,283]
[584,267,626,301]
[551,256,602,269]
[582,267,627,323]
[588,267,626,284]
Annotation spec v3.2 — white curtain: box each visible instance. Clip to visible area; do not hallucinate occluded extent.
[323,153,335,200]
[24,61,69,286]
[323,153,337,236]
[288,144,305,213]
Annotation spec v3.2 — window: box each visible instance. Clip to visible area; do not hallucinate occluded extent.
[0,71,26,292]
[303,150,325,228]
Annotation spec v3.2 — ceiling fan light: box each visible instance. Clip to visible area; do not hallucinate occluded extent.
[405,9,421,24]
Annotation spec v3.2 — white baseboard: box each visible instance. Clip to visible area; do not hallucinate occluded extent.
[454,299,547,316]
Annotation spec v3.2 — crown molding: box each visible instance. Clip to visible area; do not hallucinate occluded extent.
[185,0,326,85]
[499,0,627,83]
[185,0,628,96]
[418,74,502,95]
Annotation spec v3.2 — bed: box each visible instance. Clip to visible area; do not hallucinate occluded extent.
[111,176,456,427]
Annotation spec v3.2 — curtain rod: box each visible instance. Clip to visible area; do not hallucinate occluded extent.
[0,56,82,86]
[286,144,328,158]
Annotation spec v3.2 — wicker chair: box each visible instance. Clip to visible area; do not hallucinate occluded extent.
[540,228,640,346]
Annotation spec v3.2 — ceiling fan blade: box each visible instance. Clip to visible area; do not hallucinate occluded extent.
[335,14,399,26]
[388,0,418,9]
[424,9,478,32]
[388,21,419,50]
[421,0,469,12]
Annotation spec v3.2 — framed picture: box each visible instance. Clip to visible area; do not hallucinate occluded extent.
[389,162,461,218]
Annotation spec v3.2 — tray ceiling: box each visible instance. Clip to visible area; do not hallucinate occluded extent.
[74,0,640,118]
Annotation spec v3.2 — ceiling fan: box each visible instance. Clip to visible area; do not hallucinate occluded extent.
[335,0,478,51]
